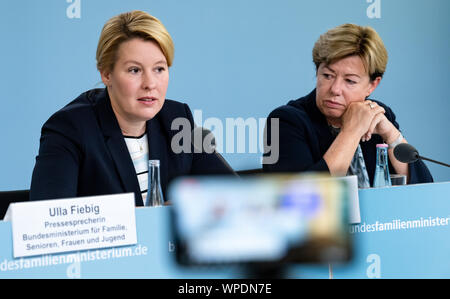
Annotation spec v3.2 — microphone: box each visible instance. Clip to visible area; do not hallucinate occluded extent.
[394,143,450,168]
[393,143,419,163]
[191,127,239,176]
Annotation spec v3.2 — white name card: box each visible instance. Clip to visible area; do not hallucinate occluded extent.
[8,193,137,258]
[341,175,361,224]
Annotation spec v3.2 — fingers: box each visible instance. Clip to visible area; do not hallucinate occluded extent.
[348,100,385,116]
[342,101,386,139]
[362,112,385,142]
[360,101,385,142]
[365,100,385,115]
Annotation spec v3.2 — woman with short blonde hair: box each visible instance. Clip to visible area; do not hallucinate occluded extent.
[264,23,432,186]
[312,23,388,81]
[30,10,233,204]
[96,10,175,73]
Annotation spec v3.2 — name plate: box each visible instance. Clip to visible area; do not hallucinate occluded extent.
[8,193,137,258]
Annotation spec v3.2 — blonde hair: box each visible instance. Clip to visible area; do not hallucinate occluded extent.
[312,24,388,81]
[96,10,174,73]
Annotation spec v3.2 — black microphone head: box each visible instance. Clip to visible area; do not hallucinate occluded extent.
[393,143,419,163]
[191,126,216,153]
[191,127,237,176]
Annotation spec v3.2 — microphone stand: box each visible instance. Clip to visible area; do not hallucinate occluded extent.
[419,156,450,168]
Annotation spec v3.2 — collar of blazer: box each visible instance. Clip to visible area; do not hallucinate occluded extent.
[89,88,167,206]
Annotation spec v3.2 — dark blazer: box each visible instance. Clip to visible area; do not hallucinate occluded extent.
[263,89,433,185]
[30,88,233,205]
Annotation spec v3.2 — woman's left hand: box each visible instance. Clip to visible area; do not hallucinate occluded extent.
[363,102,409,179]
[362,101,398,143]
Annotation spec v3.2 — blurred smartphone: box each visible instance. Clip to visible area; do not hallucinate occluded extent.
[169,174,352,266]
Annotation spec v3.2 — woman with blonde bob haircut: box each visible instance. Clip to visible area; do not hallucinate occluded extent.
[30,10,233,204]
[96,10,174,73]
[264,23,432,186]
[312,23,387,82]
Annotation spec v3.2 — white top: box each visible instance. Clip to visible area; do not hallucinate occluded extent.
[124,133,149,205]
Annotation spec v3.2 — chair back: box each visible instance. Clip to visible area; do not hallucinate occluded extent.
[0,190,29,220]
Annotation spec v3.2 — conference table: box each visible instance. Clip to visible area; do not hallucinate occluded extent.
[0,182,449,278]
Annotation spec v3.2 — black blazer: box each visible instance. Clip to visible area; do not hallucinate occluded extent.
[263,89,433,185]
[30,88,233,205]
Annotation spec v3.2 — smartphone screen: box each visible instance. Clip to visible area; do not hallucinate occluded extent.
[169,174,352,266]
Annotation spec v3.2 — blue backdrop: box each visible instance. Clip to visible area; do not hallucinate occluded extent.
[1,0,449,191]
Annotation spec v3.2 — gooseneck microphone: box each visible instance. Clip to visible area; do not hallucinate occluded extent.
[394,143,450,168]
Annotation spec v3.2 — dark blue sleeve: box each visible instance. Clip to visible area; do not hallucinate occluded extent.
[263,106,329,173]
[377,102,434,184]
[29,111,82,200]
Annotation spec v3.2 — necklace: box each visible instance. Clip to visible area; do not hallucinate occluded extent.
[124,134,148,154]
[137,137,145,152]
[136,134,148,153]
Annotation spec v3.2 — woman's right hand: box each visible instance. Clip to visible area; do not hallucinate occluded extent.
[341,101,385,139]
